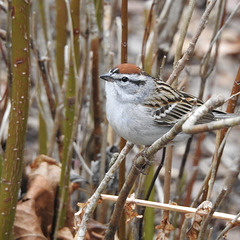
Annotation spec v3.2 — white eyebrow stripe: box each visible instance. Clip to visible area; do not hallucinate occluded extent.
[110,68,119,74]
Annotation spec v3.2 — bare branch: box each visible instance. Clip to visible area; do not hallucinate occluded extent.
[101,194,240,223]
[76,142,134,240]
[167,0,217,85]
[182,95,240,134]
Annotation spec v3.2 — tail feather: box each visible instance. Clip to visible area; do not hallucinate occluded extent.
[212,110,238,120]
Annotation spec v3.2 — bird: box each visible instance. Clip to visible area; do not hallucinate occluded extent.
[100,63,233,145]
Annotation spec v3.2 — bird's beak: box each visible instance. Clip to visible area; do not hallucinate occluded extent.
[99,73,113,82]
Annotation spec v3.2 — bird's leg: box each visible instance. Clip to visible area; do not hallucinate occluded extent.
[133,146,153,174]
[141,146,155,169]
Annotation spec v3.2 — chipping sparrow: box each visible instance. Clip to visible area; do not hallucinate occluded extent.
[100,63,231,145]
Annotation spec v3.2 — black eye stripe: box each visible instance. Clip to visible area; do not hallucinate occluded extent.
[118,77,146,86]
[128,79,145,86]
[117,78,145,86]
[111,71,146,86]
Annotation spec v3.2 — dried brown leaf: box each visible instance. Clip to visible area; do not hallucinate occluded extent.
[14,155,74,238]
[155,216,175,240]
[86,219,106,240]
[30,154,59,169]
[14,198,48,240]
[57,227,74,240]
[186,201,213,240]
[124,193,143,223]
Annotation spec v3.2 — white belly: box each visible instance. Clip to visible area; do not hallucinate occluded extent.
[106,97,178,145]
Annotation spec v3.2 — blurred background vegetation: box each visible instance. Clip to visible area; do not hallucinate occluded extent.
[0,0,240,239]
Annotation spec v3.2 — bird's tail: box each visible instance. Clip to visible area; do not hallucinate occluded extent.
[213,109,238,120]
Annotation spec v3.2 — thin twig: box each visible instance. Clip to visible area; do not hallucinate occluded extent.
[163,146,173,219]
[183,130,236,222]
[141,0,155,68]
[190,155,240,239]
[199,0,225,99]
[184,115,240,134]
[173,0,196,67]
[201,1,240,67]
[73,142,93,176]
[121,0,128,63]
[118,1,128,237]
[198,188,227,239]
[101,194,240,223]
[191,162,215,208]
[173,136,193,222]
[182,95,240,134]
[206,130,221,200]
[216,212,240,240]
[179,134,205,239]
[65,0,78,79]
[104,117,187,240]
[33,46,56,119]
[138,147,166,239]
[99,118,108,181]
[155,0,172,36]
[167,0,217,85]
[76,142,134,240]
[47,104,64,157]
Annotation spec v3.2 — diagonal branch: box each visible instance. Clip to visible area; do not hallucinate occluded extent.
[76,142,134,240]
[104,117,187,240]
[167,0,217,85]
[182,95,240,134]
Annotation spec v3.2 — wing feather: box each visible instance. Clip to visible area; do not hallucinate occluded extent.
[143,82,216,126]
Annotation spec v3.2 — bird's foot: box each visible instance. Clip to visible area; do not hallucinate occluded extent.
[133,147,153,174]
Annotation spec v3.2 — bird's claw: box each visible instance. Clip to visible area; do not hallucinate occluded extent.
[133,147,153,174]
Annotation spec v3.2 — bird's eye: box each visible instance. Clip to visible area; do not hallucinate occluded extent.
[121,77,129,82]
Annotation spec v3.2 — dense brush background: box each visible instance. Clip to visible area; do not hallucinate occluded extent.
[0,0,240,239]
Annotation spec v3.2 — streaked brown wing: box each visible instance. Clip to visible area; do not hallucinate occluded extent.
[143,81,216,126]
[181,91,216,123]
[152,100,194,126]
[151,91,215,126]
